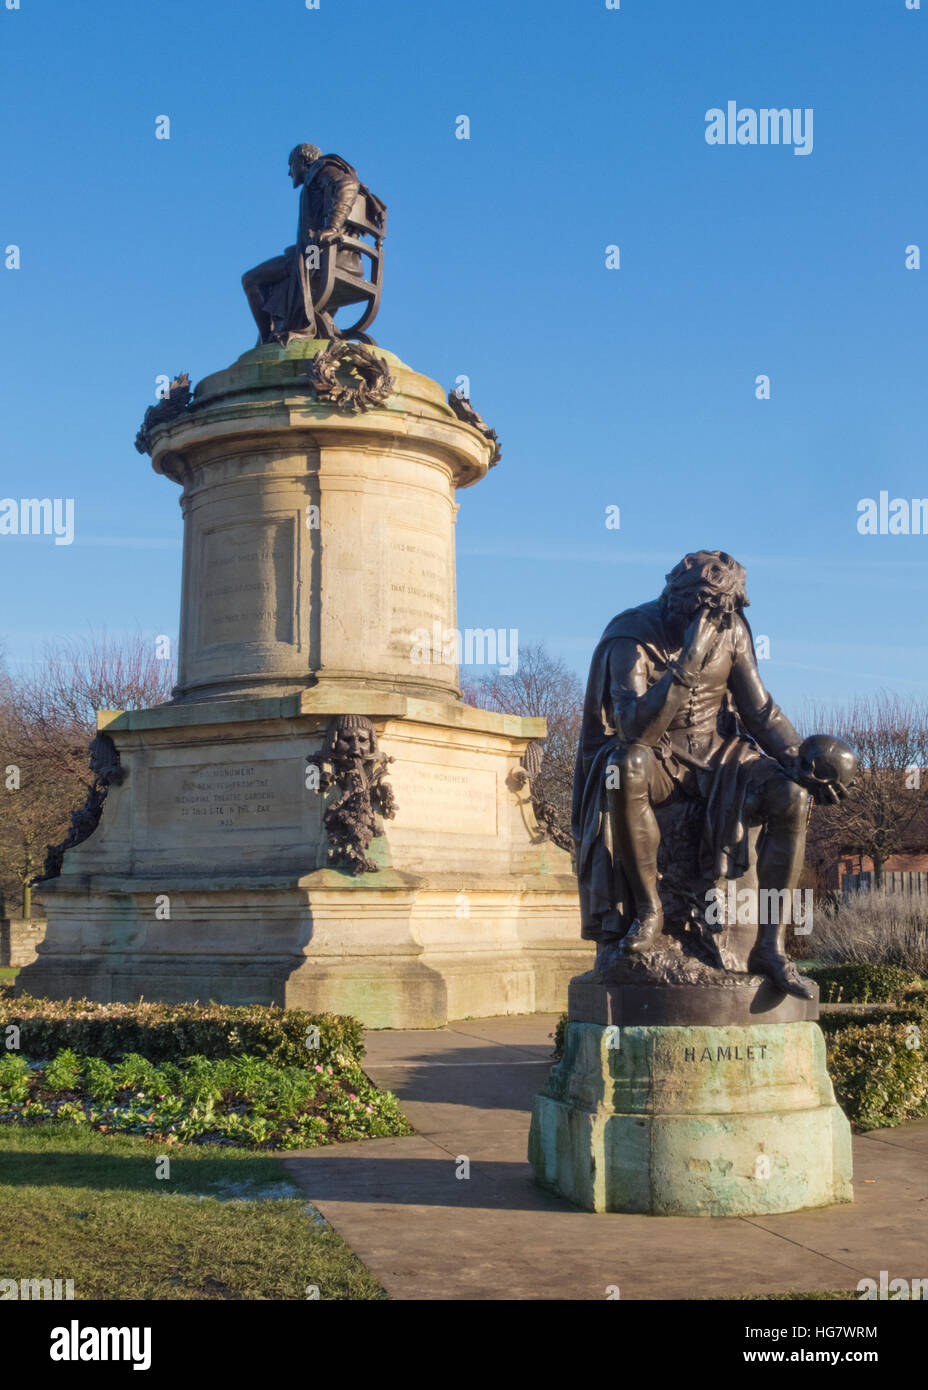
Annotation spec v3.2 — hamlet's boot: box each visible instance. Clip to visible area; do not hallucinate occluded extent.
[748,922,814,1000]
[593,928,625,982]
[613,811,665,955]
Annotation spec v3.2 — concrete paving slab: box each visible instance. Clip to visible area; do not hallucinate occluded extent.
[439,1015,563,1047]
[857,1119,928,1155]
[282,1014,928,1300]
[748,1142,928,1275]
[380,1103,531,1142]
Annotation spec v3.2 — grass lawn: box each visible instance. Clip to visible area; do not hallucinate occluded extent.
[0,969,18,984]
[0,1122,384,1300]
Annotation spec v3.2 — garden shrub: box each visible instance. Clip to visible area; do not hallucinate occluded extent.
[818,1002,927,1037]
[0,996,364,1068]
[804,963,924,1004]
[551,1012,567,1061]
[807,895,928,975]
[0,1048,411,1150]
[825,1021,928,1131]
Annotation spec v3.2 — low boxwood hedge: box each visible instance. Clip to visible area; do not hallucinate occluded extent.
[818,1002,927,1036]
[825,1020,928,1131]
[0,995,364,1069]
[803,963,925,1004]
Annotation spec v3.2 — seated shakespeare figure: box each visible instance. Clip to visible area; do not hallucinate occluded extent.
[242,143,386,345]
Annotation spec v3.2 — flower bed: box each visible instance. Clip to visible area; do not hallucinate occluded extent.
[0,1049,411,1150]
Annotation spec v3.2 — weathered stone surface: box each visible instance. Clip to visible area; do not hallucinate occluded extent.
[26,345,588,1023]
[0,918,46,968]
[529,1020,853,1215]
[24,691,586,1026]
[147,341,493,704]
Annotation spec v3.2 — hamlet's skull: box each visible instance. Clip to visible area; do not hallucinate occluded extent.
[797,735,857,799]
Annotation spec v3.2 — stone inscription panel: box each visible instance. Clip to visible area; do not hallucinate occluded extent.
[388,526,453,655]
[199,518,295,648]
[388,760,498,837]
[150,761,303,839]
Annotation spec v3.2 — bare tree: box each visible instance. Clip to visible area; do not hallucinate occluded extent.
[16,631,176,736]
[0,632,176,914]
[802,694,928,890]
[462,642,582,851]
[0,675,79,916]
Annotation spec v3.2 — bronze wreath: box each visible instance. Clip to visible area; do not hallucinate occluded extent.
[304,341,395,413]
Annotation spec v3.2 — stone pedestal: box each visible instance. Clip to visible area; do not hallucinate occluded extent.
[162,342,477,705]
[529,982,853,1216]
[22,342,588,1024]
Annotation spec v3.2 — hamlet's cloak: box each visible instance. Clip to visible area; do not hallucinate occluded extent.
[572,600,800,941]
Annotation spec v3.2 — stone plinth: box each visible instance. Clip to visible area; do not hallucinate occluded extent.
[152,341,487,704]
[0,918,46,968]
[24,692,585,1027]
[24,340,588,1023]
[529,1005,853,1216]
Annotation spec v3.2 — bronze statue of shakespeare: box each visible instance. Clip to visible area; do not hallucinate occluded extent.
[242,144,386,346]
[573,551,856,1000]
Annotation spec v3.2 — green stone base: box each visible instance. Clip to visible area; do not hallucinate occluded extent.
[528,1021,853,1216]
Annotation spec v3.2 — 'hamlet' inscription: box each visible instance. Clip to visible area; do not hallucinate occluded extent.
[684,1045,769,1061]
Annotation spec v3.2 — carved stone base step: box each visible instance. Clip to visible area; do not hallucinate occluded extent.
[25,689,586,1027]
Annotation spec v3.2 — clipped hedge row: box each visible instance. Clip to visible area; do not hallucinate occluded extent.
[826,1021,928,1131]
[0,995,365,1069]
[818,1002,927,1036]
[803,963,926,1004]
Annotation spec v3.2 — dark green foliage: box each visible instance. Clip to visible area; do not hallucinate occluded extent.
[804,963,924,1004]
[0,1048,412,1150]
[825,1021,928,1131]
[551,1012,567,1061]
[818,1002,927,1036]
[0,995,365,1068]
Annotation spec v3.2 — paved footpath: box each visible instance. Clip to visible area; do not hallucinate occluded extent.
[283,1013,928,1301]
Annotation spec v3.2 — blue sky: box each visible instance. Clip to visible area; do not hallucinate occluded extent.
[1,0,926,714]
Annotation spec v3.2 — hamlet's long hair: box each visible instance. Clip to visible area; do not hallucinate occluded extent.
[663,550,749,620]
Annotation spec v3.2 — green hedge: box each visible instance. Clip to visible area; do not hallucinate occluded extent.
[551,1013,567,1062]
[826,1021,928,1130]
[0,996,365,1069]
[818,1002,927,1036]
[803,963,925,1004]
